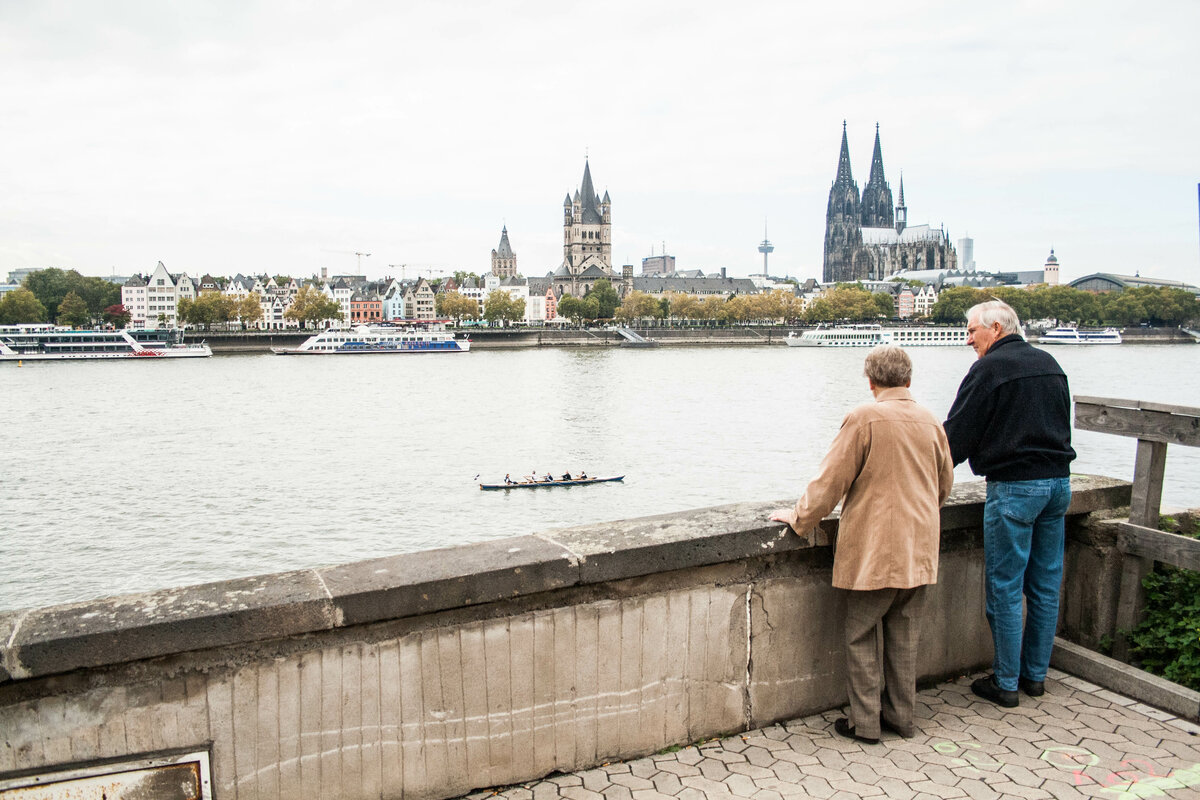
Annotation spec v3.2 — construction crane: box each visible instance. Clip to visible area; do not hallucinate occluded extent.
[388,264,448,282]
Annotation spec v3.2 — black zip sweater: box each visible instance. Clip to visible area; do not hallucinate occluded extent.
[944,334,1076,481]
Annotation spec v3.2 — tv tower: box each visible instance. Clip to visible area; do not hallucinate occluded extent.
[757,220,774,276]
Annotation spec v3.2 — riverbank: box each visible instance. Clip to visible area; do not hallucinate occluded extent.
[196,324,1198,353]
[198,326,793,352]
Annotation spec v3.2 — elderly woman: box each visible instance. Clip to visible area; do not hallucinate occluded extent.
[771,345,953,744]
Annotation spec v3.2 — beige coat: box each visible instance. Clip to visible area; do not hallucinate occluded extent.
[781,386,954,590]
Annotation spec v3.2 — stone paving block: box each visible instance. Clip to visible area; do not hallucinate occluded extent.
[828,777,886,796]
[532,782,559,800]
[1093,689,1135,707]
[765,760,805,782]
[873,776,918,800]
[656,760,702,777]
[1128,701,1178,721]
[630,790,675,800]
[721,736,749,753]
[697,759,731,781]
[628,760,658,779]
[675,747,704,765]
[1115,724,1164,748]
[742,745,777,768]
[997,762,1043,788]
[706,749,748,765]
[549,774,585,786]
[721,773,758,795]
[560,787,605,800]
[797,775,836,798]
[650,772,683,795]
[674,790,707,800]
[749,789,783,800]
[579,768,611,792]
[679,775,737,797]
[907,781,968,799]
[726,761,774,780]
[610,773,655,791]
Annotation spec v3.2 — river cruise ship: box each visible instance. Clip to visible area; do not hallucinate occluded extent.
[785,325,968,348]
[1036,326,1123,345]
[271,323,470,355]
[0,324,212,361]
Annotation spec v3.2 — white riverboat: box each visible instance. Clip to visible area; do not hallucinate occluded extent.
[271,323,470,355]
[1036,326,1122,345]
[0,324,212,361]
[785,325,969,348]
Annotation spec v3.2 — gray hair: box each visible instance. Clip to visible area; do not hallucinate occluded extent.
[863,345,912,388]
[966,299,1024,337]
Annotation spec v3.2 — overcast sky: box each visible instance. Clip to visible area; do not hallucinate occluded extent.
[2,1,1198,286]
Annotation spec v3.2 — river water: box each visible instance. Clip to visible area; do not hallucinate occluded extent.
[3,342,1198,612]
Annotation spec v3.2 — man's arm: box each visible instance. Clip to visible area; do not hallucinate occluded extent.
[943,369,991,467]
[770,415,866,534]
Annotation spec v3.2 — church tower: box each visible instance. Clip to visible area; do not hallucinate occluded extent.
[562,160,612,275]
[895,175,907,234]
[491,225,517,278]
[860,124,895,229]
[1044,249,1060,286]
[823,122,863,283]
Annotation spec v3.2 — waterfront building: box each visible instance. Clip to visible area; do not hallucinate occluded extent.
[632,270,758,299]
[823,123,957,283]
[554,160,619,298]
[121,261,197,329]
[403,278,437,320]
[957,237,976,272]
[1044,249,1060,286]
[491,226,518,278]
[642,251,675,276]
[350,291,383,324]
[1069,272,1200,296]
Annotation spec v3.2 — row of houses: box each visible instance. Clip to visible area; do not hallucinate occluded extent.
[122,262,438,330]
[120,259,953,330]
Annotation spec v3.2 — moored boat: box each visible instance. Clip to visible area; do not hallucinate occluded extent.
[0,324,211,361]
[480,475,624,490]
[785,325,968,347]
[271,323,469,354]
[1036,326,1122,345]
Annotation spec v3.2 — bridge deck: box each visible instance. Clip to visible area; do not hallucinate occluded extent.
[462,669,1200,799]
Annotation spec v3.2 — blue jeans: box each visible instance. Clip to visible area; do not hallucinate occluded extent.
[983,478,1072,691]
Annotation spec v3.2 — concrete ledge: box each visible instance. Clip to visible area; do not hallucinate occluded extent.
[1052,636,1200,721]
[0,474,1130,684]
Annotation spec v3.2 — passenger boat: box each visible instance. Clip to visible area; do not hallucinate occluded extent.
[479,475,624,491]
[0,324,212,361]
[1036,326,1122,345]
[271,323,470,355]
[785,325,968,347]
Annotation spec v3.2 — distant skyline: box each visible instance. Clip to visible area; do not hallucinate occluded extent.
[2,1,1198,287]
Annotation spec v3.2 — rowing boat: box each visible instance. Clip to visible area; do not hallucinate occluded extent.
[479,476,624,491]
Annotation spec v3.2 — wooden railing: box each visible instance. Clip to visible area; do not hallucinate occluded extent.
[1074,396,1200,660]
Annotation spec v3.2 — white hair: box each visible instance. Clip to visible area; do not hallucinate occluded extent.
[966,299,1024,337]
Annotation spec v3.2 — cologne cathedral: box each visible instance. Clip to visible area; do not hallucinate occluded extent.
[822,123,956,283]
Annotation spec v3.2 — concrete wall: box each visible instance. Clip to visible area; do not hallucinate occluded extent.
[0,476,1130,799]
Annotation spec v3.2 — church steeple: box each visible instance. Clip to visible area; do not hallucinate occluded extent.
[860,122,894,229]
[834,121,854,188]
[895,173,907,234]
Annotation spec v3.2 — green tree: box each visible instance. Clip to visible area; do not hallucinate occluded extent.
[873,292,897,318]
[615,291,662,322]
[23,268,119,322]
[103,303,132,328]
[239,293,264,329]
[556,294,585,324]
[57,291,91,328]
[483,291,517,325]
[928,286,986,324]
[437,291,479,322]
[586,279,620,319]
[285,285,343,329]
[0,287,48,324]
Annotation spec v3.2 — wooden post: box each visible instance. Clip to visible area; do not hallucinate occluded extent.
[1113,438,1168,661]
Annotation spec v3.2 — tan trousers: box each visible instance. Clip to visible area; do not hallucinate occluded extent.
[843,585,928,739]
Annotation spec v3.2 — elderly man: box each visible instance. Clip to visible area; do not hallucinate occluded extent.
[944,300,1075,708]
[771,345,953,743]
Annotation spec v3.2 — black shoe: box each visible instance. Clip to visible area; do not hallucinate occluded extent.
[1019,677,1045,697]
[834,717,879,744]
[971,675,1019,708]
[880,716,914,738]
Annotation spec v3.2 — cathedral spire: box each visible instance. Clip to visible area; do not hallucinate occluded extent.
[895,173,907,234]
[867,123,887,187]
[834,121,854,187]
[577,159,602,223]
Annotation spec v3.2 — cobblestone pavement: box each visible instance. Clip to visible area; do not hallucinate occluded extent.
[461,670,1200,799]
